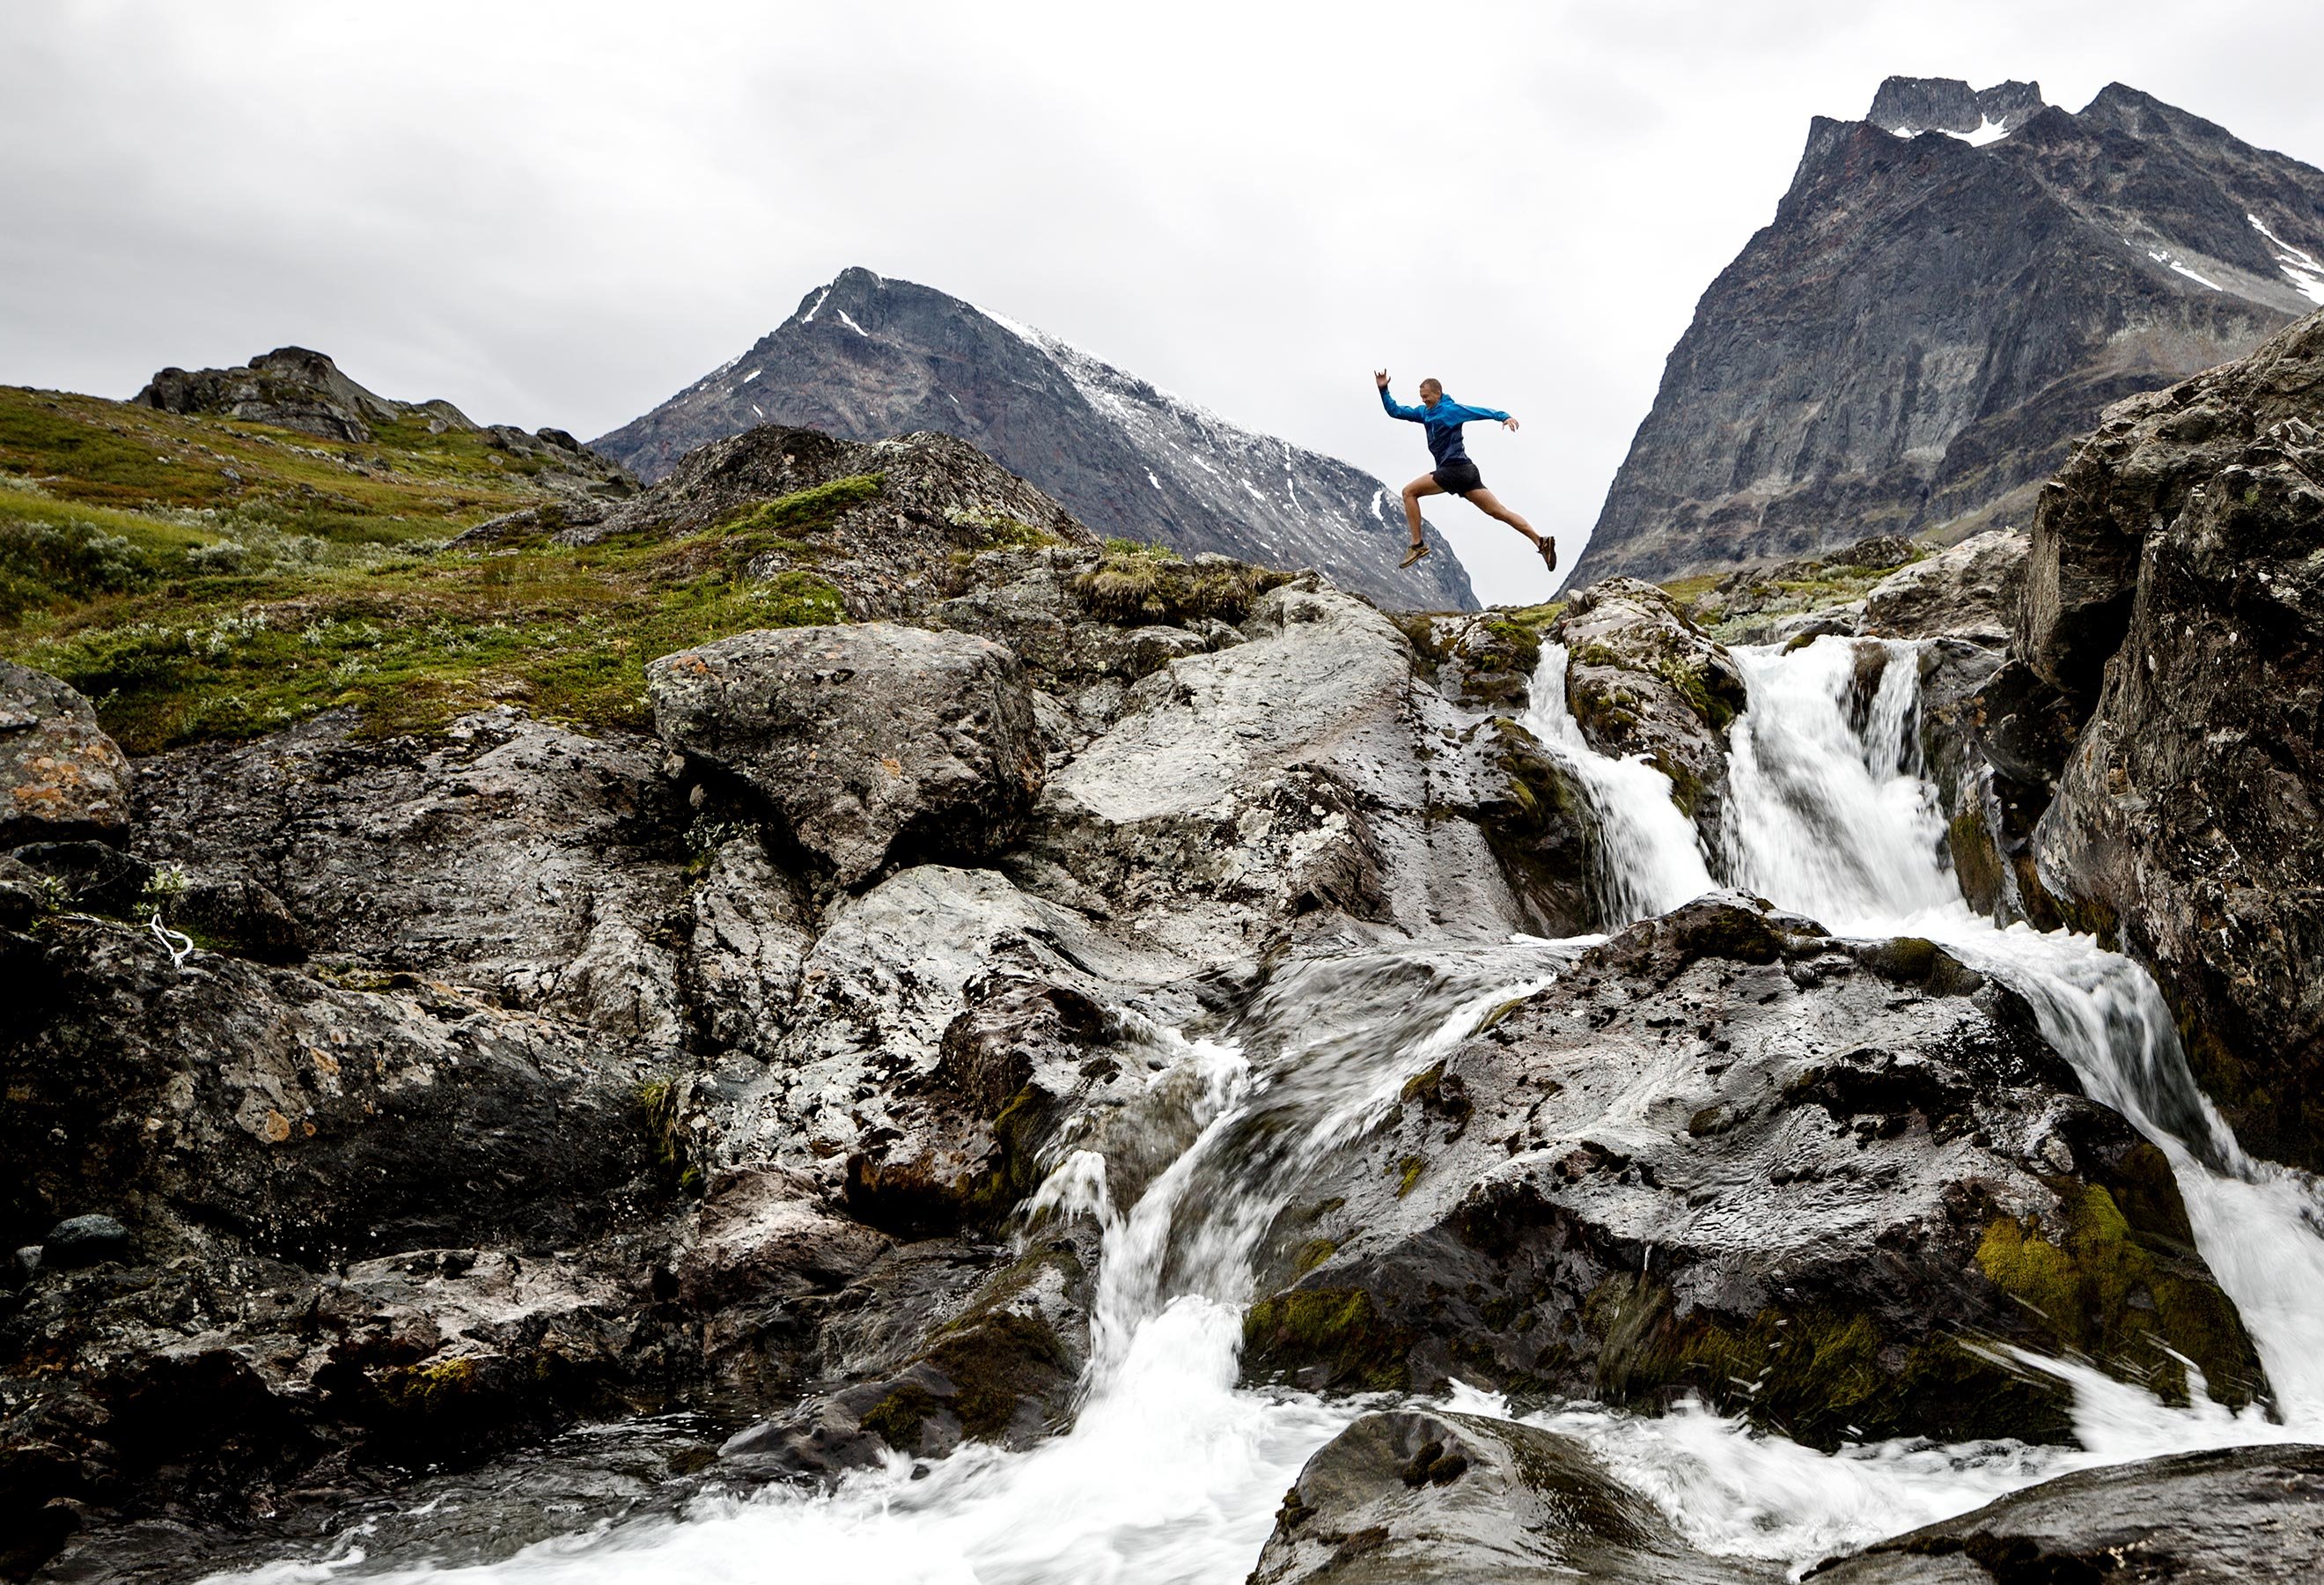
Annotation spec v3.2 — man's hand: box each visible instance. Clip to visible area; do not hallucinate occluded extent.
[1374,369,1390,389]
[1503,417,1521,431]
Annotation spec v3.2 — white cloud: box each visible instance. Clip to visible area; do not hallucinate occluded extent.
[2,0,2320,603]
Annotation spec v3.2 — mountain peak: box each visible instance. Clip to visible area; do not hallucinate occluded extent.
[1574,77,2321,587]
[1867,76,2045,141]
[595,273,1479,610]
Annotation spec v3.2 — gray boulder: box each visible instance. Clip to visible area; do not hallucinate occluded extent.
[39,1215,129,1270]
[0,661,131,846]
[1248,1409,1771,1584]
[926,544,1263,699]
[1862,530,2026,644]
[1240,896,2262,1446]
[1550,579,1746,841]
[1808,1444,2324,1582]
[651,623,1043,888]
[1028,581,1529,966]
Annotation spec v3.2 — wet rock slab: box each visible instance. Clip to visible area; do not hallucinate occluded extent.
[1247,1408,1774,1584]
[1807,1443,2324,1582]
[1240,896,2264,1446]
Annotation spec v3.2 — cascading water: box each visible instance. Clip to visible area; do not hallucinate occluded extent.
[1719,637,2324,1432]
[220,635,2324,1585]
[1721,638,1959,933]
[1518,643,1715,923]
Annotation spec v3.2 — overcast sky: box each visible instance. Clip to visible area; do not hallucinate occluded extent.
[6,2,2322,602]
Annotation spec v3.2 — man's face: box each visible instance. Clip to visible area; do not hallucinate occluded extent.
[1420,382,1442,406]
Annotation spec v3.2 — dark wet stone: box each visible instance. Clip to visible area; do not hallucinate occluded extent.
[40,1214,129,1269]
[1248,1409,1773,1583]
[1807,1443,2324,1582]
[1241,895,2265,1448]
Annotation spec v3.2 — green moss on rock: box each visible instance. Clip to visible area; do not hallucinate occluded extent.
[1243,1287,1414,1393]
[927,1312,1071,1441]
[378,1354,480,1414]
[1294,1238,1339,1275]
[1072,545,1291,626]
[859,1382,948,1449]
[1975,1183,2260,1407]
[961,1085,1059,1225]
[1582,1273,2073,1449]
[718,472,883,542]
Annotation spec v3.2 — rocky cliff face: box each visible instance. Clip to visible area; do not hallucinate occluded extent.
[2011,309,2324,1171]
[1574,77,2324,586]
[591,269,1478,612]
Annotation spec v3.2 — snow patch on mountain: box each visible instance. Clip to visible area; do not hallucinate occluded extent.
[2252,214,2324,306]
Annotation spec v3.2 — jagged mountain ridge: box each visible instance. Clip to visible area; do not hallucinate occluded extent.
[1572,77,2324,586]
[592,269,1479,611]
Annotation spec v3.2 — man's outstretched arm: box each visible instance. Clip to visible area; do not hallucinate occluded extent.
[1375,369,1427,421]
[1442,399,1515,426]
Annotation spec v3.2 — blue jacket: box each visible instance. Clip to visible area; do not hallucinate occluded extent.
[1379,386,1510,468]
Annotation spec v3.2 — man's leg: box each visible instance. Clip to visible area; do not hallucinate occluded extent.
[1465,486,1538,541]
[1400,474,1445,545]
[1467,486,1556,569]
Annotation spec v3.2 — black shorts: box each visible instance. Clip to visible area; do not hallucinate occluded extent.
[1432,460,1483,497]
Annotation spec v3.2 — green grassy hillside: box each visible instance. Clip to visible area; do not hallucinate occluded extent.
[0,387,842,751]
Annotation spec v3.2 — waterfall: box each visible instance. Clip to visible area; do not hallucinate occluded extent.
[215,637,2324,1585]
[1722,638,1959,933]
[1717,638,2324,1431]
[1518,642,1716,925]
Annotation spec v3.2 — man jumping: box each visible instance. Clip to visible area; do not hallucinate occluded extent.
[1375,370,1554,573]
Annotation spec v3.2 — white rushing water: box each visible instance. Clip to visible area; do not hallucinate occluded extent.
[1519,642,1716,923]
[1720,638,2324,1430]
[224,636,2324,1585]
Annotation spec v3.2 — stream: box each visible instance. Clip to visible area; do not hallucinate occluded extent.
[220,635,2324,1585]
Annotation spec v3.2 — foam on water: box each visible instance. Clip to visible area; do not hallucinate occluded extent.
[214,635,2324,1585]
